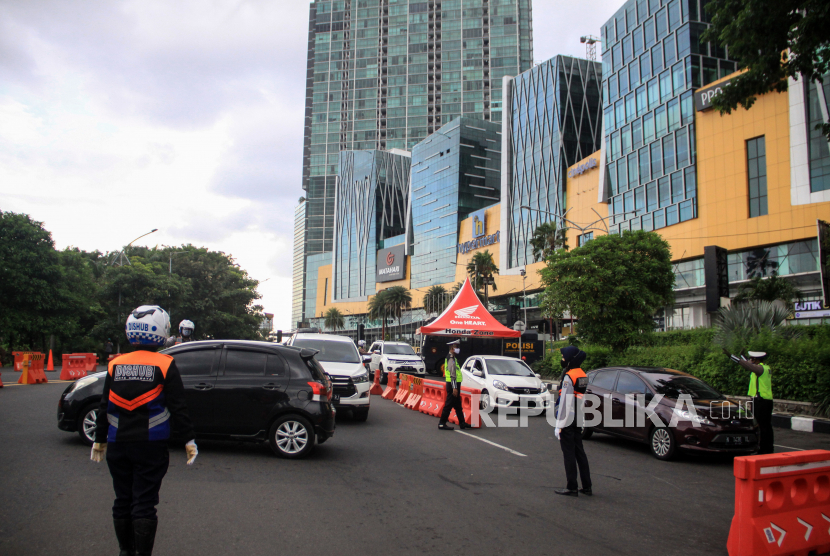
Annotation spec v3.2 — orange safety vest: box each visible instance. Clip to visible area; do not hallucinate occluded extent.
[558,368,588,399]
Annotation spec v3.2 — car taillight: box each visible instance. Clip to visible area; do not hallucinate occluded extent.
[307,381,332,402]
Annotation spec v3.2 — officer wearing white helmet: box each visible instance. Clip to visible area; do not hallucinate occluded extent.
[90,305,198,556]
[175,319,195,345]
[723,348,774,454]
[357,339,368,355]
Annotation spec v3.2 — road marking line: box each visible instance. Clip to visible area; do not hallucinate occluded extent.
[774,444,806,451]
[455,430,527,457]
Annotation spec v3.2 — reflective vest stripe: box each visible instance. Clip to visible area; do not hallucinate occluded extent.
[107,414,119,428]
[148,408,170,429]
[108,385,164,411]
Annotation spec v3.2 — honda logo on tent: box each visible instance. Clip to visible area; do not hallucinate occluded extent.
[454,305,480,320]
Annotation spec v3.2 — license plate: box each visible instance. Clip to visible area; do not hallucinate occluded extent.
[332,394,340,404]
[728,436,748,445]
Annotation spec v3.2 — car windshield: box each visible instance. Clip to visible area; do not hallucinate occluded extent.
[643,372,725,400]
[485,359,536,377]
[292,339,360,363]
[384,344,416,355]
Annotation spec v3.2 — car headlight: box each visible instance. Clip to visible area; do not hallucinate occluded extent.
[70,375,99,393]
[672,407,714,426]
[493,380,508,391]
[353,372,369,384]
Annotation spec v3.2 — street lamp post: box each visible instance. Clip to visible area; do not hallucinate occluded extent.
[114,229,158,353]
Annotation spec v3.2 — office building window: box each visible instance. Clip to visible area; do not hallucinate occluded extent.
[806,75,830,193]
[747,136,767,217]
[578,232,594,246]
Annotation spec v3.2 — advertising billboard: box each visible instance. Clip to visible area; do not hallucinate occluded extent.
[376,244,406,283]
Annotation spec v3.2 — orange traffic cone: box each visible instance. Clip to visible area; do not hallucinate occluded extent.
[47,350,55,371]
[0,371,4,387]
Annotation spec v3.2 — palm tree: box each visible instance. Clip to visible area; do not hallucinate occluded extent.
[450,281,464,298]
[530,221,568,262]
[367,289,391,340]
[423,285,449,316]
[323,307,345,333]
[467,250,499,307]
[733,274,802,305]
[384,286,412,338]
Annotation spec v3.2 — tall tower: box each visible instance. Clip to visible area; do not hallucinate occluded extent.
[294,0,534,322]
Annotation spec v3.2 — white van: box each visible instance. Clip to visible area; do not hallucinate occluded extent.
[288,333,371,421]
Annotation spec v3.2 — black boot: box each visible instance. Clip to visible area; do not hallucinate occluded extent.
[133,519,158,556]
[113,519,135,556]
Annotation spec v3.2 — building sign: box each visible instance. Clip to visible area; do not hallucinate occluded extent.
[458,231,500,254]
[694,77,734,111]
[471,208,486,238]
[567,157,598,178]
[458,208,499,254]
[792,301,830,319]
[376,244,406,282]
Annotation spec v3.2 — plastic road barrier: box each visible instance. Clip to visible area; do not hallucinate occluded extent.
[13,352,45,373]
[404,376,423,410]
[393,374,412,404]
[60,355,91,380]
[18,354,47,385]
[0,372,4,388]
[369,370,383,396]
[727,449,830,556]
[448,386,481,428]
[381,373,398,400]
[418,379,446,417]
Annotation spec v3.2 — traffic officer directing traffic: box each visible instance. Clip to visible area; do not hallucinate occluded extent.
[554,346,592,497]
[438,339,471,430]
[90,305,198,556]
[724,348,774,454]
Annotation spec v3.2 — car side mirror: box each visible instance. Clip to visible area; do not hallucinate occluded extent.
[473,370,483,378]
[535,373,541,379]
[373,350,380,355]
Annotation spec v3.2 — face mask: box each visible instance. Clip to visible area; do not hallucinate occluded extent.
[453,348,460,354]
[561,360,569,369]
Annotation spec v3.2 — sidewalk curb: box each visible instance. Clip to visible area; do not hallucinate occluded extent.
[772,414,830,434]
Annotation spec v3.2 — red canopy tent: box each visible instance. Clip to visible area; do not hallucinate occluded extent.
[417,277,521,338]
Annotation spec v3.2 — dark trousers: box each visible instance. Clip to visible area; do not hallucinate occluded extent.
[754,397,775,454]
[106,441,169,520]
[559,425,591,491]
[439,383,466,426]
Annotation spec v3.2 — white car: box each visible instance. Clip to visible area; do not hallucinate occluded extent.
[288,333,371,421]
[368,341,426,382]
[460,355,551,414]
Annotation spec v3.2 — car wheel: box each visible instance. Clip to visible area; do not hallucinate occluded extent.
[580,427,593,440]
[480,389,491,411]
[269,415,315,459]
[649,427,676,460]
[352,408,369,422]
[77,405,98,446]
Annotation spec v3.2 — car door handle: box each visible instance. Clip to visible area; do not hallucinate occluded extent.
[261,383,281,390]
[194,383,214,391]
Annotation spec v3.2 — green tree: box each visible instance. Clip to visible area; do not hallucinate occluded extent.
[422,285,449,315]
[323,307,345,332]
[702,0,830,139]
[530,221,568,262]
[733,274,803,304]
[466,250,499,306]
[384,285,412,337]
[367,289,391,340]
[539,231,675,351]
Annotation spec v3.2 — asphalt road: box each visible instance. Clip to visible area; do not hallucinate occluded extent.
[1,372,829,556]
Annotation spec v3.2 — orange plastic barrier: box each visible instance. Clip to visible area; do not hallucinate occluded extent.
[13,351,45,372]
[727,449,830,556]
[0,372,3,388]
[12,351,26,371]
[448,386,481,428]
[381,373,398,400]
[418,379,446,417]
[18,354,47,385]
[393,374,412,404]
[47,350,55,371]
[403,376,423,410]
[60,354,90,380]
[369,370,383,396]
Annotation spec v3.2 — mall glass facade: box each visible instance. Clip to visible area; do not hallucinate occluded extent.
[305,252,332,321]
[601,0,737,234]
[806,73,830,193]
[409,117,502,289]
[504,55,603,268]
[292,200,307,327]
[333,149,411,300]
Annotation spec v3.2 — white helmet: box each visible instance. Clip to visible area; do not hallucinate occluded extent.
[179,319,195,337]
[358,340,366,346]
[126,305,170,346]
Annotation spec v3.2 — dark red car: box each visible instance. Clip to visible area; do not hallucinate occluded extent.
[581,367,759,460]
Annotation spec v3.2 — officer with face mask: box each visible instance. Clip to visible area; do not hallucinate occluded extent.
[554,346,592,497]
[90,305,198,556]
[723,348,774,454]
[438,339,471,430]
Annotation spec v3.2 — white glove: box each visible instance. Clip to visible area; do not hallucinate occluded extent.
[185,440,198,465]
[90,442,107,463]
[554,428,561,440]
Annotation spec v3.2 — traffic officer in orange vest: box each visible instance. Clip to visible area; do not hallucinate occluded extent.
[438,339,471,430]
[554,346,592,497]
[90,305,198,556]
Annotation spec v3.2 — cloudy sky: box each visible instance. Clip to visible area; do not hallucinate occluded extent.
[0,0,620,331]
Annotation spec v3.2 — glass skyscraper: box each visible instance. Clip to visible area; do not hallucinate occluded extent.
[333,149,411,300]
[502,55,603,269]
[292,200,307,327]
[600,0,737,234]
[295,0,533,321]
[408,117,502,289]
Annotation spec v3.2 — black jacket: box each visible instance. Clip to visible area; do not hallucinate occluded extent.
[95,350,194,443]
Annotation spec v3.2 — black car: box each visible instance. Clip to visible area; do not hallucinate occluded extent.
[57,340,336,459]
